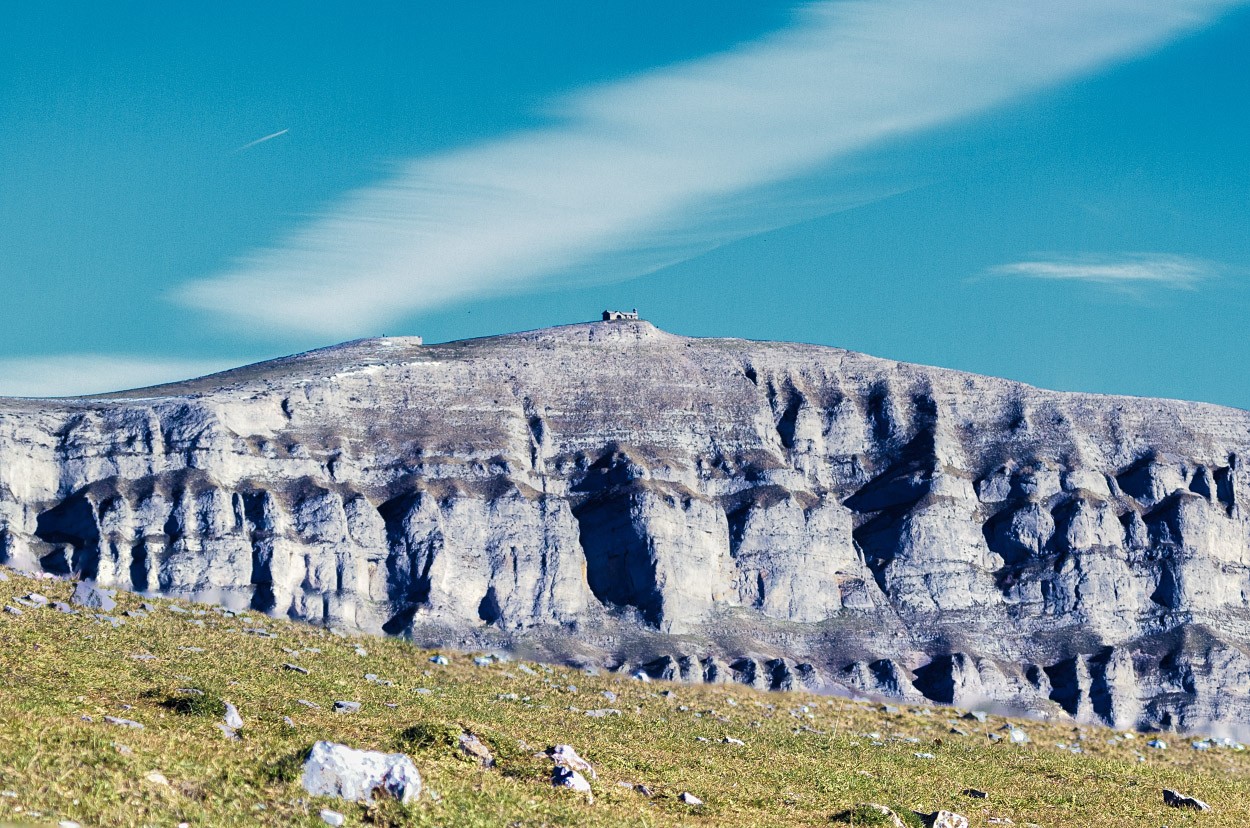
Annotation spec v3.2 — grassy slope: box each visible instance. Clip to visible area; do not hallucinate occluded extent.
[0,573,1245,828]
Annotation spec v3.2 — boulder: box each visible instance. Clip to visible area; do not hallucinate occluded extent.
[71,581,116,612]
[1162,789,1210,811]
[301,741,422,805]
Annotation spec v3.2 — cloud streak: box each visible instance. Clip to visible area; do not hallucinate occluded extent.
[178,0,1244,336]
[235,128,289,153]
[990,253,1216,288]
[0,355,245,398]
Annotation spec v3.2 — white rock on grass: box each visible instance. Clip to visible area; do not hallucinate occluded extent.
[679,792,704,805]
[920,810,970,828]
[223,702,243,730]
[71,581,116,611]
[301,741,422,805]
[548,744,596,779]
[319,809,345,826]
[552,765,593,800]
[103,716,143,729]
[458,732,495,768]
[1163,789,1211,811]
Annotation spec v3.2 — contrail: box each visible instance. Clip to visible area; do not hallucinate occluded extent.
[235,128,289,153]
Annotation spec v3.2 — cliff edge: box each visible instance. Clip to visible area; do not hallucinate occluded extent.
[3,320,1250,732]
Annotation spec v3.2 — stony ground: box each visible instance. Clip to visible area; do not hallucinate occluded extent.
[0,572,1246,827]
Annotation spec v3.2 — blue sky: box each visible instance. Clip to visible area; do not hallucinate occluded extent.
[1,1,1248,405]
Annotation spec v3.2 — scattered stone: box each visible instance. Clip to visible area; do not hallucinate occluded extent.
[167,605,188,614]
[963,711,988,723]
[429,654,449,666]
[103,716,143,729]
[71,581,116,611]
[25,593,49,605]
[283,715,296,727]
[296,699,320,709]
[52,602,76,614]
[1163,789,1210,811]
[473,656,493,667]
[722,736,745,746]
[548,744,596,779]
[319,808,345,827]
[144,771,169,786]
[3,605,21,616]
[179,646,205,653]
[914,752,936,759]
[354,646,368,657]
[301,740,422,805]
[59,821,81,828]
[602,690,618,702]
[962,789,988,799]
[918,810,970,828]
[679,792,704,806]
[517,664,537,675]
[216,723,240,740]
[1147,738,1168,749]
[552,765,593,799]
[585,708,621,718]
[131,653,157,661]
[1007,726,1029,744]
[283,663,310,675]
[458,732,495,767]
[333,701,361,714]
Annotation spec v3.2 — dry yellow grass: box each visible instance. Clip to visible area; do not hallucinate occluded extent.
[0,572,1245,827]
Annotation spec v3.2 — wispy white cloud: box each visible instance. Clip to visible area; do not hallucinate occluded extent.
[0,355,244,398]
[177,0,1245,336]
[990,253,1216,288]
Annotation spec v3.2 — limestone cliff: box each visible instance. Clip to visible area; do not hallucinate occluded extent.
[3,321,1250,732]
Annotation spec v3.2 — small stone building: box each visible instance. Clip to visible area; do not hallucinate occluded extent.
[602,308,639,321]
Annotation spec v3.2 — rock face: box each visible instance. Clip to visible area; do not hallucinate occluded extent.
[3,321,1250,731]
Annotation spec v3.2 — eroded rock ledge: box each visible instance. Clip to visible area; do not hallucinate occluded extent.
[2,322,1249,731]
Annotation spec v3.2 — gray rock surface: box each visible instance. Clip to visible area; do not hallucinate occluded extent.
[301,740,421,805]
[1162,788,1210,811]
[4,321,1250,730]
[552,765,592,797]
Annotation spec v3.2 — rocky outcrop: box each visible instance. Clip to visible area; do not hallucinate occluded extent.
[3,321,1250,731]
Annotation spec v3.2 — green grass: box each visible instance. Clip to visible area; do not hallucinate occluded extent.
[0,573,1246,827]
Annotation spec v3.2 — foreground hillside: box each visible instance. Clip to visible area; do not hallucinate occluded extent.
[0,572,1245,827]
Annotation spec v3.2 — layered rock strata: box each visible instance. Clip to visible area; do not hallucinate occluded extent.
[2,321,1250,732]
